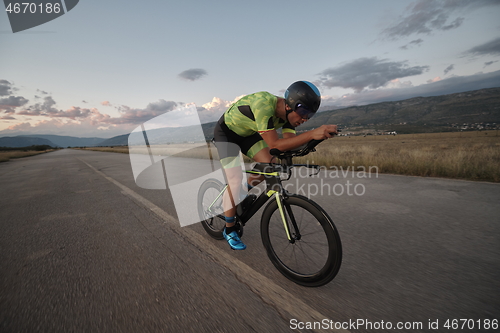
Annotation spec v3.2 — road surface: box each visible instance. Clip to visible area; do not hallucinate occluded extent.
[1,149,499,332]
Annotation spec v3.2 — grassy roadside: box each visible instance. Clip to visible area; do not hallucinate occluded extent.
[78,130,500,182]
[298,130,500,182]
[0,149,57,163]
[75,146,129,154]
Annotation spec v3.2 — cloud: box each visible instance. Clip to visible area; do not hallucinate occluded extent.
[400,38,424,50]
[196,95,246,123]
[10,91,179,127]
[0,96,29,108]
[114,99,178,124]
[410,38,424,46]
[1,115,16,120]
[382,0,499,40]
[464,37,500,57]
[427,76,441,83]
[322,69,500,108]
[101,101,111,106]
[48,106,93,120]
[144,99,177,113]
[201,96,231,112]
[197,97,232,123]
[36,89,49,95]
[17,96,58,116]
[0,80,13,96]
[386,79,414,89]
[1,99,190,137]
[484,60,499,67]
[178,68,208,81]
[14,96,101,121]
[317,57,429,92]
[0,81,30,114]
[444,64,454,75]
[2,118,131,138]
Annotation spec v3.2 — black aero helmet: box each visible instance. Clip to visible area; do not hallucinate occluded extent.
[284,81,321,119]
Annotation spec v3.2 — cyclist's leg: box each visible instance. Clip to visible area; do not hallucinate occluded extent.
[214,119,247,250]
[244,138,273,188]
[218,157,246,250]
[249,147,272,186]
[221,165,242,222]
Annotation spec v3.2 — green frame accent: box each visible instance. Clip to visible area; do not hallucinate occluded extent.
[245,170,279,177]
[274,192,292,241]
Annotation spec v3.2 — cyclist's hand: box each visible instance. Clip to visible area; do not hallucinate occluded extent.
[311,125,338,140]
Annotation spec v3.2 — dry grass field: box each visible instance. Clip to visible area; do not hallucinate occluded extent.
[0,150,55,163]
[75,146,130,154]
[80,130,500,182]
[299,130,500,182]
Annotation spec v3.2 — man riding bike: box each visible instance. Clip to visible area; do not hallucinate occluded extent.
[213,81,338,250]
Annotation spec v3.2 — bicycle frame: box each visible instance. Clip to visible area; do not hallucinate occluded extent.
[206,162,320,243]
[201,136,342,286]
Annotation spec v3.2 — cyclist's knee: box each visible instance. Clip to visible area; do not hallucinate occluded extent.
[252,148,272,164]
[226,172,242,184]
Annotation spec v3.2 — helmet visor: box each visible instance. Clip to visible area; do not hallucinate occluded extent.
[295,104,315,119]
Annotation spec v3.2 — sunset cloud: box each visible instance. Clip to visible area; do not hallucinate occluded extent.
[427,76,441,83]
[3,67,500,138]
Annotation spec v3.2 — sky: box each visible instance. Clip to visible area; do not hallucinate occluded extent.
[1,0,500,138]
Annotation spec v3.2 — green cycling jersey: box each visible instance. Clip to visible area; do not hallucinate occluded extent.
[223,91,296,137]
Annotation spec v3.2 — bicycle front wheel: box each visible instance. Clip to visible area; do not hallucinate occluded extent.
[261,195,342,287]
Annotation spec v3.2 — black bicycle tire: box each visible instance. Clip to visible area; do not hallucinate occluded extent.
[260,194,342,287]
[198,178,225,240]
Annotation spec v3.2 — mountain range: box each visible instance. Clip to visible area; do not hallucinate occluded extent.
[0,134,106,148]
[1,87,499,148]
[303,86,500,133]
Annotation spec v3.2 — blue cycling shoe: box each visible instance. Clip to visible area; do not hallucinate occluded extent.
[223,228,247,250]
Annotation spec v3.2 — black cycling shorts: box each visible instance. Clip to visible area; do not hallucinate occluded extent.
[213,115,268,168]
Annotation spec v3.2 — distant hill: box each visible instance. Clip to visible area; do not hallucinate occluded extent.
[4,87,496,148]
[97,87,500,145]
[19,134,106,147]
[0,136,57,148]
[97,122,217,146]
[300,87,500,133]
[98,134,128,146]
[0,134,110,148]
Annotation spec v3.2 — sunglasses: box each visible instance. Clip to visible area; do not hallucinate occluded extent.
[294,104,315,120]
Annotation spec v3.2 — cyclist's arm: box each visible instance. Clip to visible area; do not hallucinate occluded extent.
[261,125,337,151]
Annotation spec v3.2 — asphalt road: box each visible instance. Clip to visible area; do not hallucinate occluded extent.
[1,149,499,333]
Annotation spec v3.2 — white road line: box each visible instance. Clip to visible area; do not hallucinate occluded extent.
[78,157,349,333]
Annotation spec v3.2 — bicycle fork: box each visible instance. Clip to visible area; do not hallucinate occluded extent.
[268,190,301,244]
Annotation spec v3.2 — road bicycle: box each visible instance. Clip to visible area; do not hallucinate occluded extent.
[197,138,342,287]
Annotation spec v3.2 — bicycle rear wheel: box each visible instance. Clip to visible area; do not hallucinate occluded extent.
[198,179,226,239]
[261,195,342,287]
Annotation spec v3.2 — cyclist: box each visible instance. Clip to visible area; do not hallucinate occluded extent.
[213,81,337,250]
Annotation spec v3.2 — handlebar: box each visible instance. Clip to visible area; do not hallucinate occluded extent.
[269,131,339,161]
[253,131,340,178]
